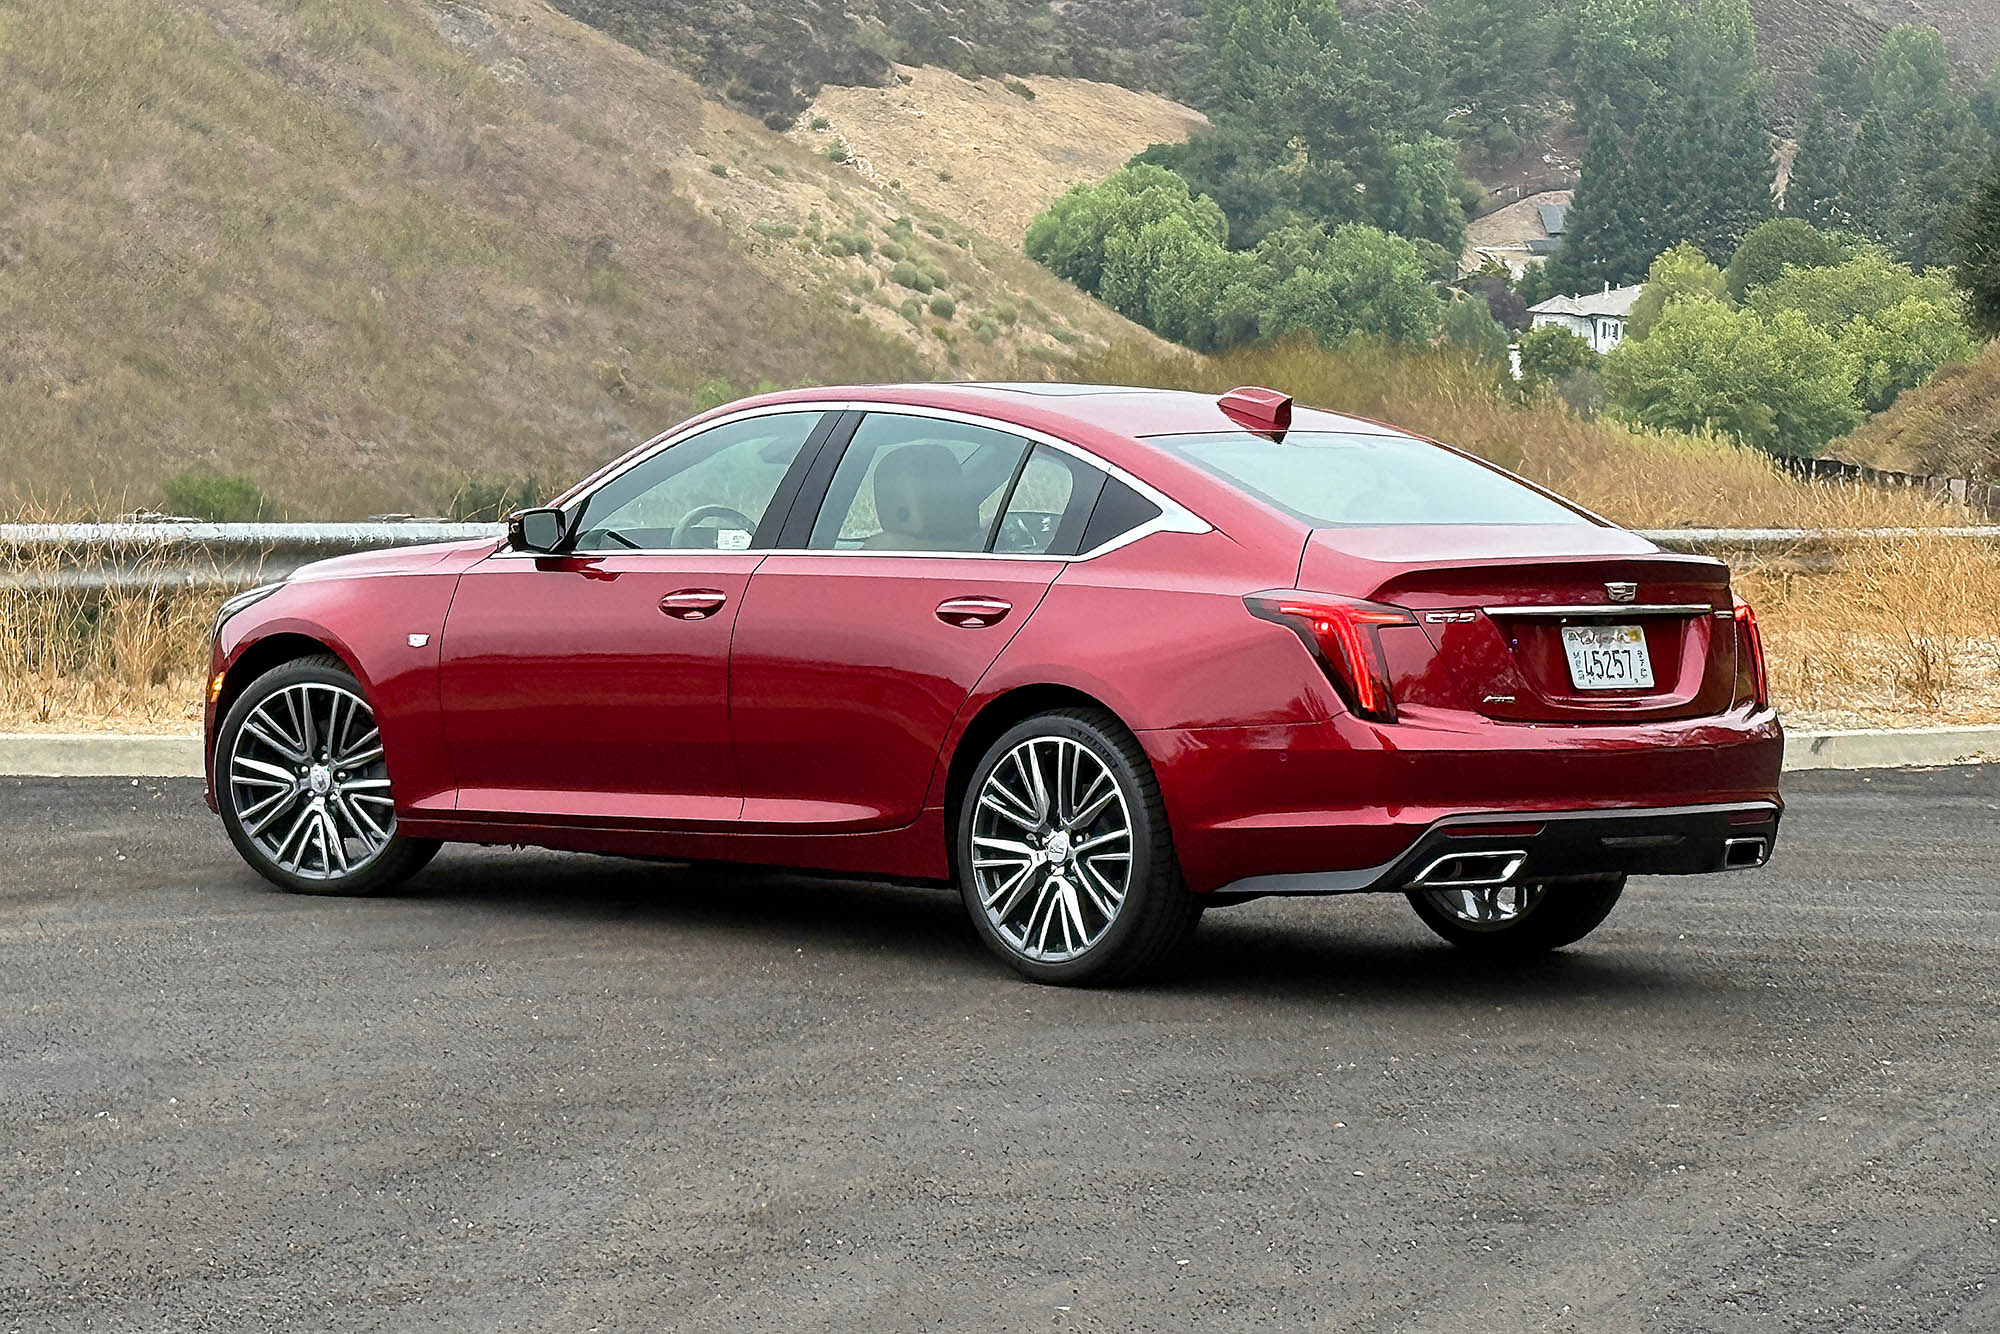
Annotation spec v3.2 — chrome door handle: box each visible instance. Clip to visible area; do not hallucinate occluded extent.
[661,589,728,620]
[936,596,1012,628]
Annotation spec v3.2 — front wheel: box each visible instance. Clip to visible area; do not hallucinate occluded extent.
[1406,877,1625,959]
[957,708,1200,985]
[216,654,439,895]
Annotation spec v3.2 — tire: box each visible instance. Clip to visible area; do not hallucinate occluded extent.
[216,654,440,896]
[1406,876,1626,959]
[956,707,1200,985]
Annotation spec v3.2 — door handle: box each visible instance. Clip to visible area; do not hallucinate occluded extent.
[661,588,728,620]
[936,596,1012,628]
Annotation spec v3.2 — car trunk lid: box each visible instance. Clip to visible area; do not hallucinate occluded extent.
[1299,525,1737,722]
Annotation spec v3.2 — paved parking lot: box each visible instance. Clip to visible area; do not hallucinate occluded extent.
[3,768,1997,1332]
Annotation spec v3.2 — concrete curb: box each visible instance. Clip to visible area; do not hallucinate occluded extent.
[4,727,1999,779]
[1781,725,2000,772]
[0,733,205,778]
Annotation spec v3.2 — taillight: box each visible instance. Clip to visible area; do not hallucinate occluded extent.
[1245,590,1414,722]
[1733,596,1768,709]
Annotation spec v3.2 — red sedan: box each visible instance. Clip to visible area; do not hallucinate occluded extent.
[204,383,1782,984]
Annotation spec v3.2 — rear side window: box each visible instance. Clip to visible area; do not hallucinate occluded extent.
[993,445,1108,555]
[1146,431,1588,527]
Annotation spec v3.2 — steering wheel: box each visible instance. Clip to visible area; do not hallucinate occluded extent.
[671,504,757,549]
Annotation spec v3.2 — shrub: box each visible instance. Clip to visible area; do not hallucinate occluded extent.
[1004,78,1035,100]
[707,161,728,177]
[936,169,954,183]
[823,231,873,259]
[899,297,924,324]
[824,141,851,164]
[160,470,265,521]
[888,260,933,293]
[878,241,906,262]
[928,293,957,319]
[690,376,737,413]
[809,115,831,131]
[1517,325,1599,386]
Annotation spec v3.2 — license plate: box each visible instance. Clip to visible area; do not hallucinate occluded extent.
[1561,624,1654,690]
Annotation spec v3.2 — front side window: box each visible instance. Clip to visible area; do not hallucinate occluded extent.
[569,412,823,552]
[809,414,1032,552]
[1146,431,1589,527]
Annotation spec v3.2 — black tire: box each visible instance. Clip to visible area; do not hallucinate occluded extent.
[956,707,1200,985]
[216,654,440,896]
[1406,876,1626,959]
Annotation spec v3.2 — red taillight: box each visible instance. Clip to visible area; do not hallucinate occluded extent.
[1733,596,1768,709]
[1245,590,1414,722]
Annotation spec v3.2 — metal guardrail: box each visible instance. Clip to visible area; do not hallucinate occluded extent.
[4,521,2000,592]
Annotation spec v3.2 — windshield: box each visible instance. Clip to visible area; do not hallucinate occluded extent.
[1145,431,1590,527]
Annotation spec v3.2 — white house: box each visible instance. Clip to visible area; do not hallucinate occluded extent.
[1527,283,1642,354]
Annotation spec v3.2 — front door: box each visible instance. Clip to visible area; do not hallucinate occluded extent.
[729,412,1105,830]
[436,409,831,826]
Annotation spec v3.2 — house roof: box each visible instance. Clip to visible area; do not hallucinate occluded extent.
[1537,203,1568,235]
[1528,283,1643,319]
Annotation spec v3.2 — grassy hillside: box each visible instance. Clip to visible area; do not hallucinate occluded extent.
[0,0,1168,516]
[1833,340,2000,479]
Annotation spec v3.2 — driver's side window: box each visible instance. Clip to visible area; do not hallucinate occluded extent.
[568,412,824,552]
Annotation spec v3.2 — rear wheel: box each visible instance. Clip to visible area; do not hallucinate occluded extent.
[1406,877,1625,959]
[957,708,1199,985]
[216,655,439,895]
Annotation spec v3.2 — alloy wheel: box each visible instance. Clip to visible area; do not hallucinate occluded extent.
[227,681,396,880]
[971,735,1134,963]
[1421,883,1547,931]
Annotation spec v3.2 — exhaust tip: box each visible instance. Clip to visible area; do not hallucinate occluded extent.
[1722,836,1769,870]
[1410,850,1528,889]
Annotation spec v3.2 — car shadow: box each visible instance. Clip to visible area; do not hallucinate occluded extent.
[393,850,1690,1006]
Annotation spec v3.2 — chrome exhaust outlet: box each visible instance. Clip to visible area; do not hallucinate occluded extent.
[1722,836,1770,869]
[1409,849,1528,889]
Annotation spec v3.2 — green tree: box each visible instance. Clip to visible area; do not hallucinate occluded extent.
[1784,94,1848,229]
[1100,213,1241,350]
[1725,217,1845,301]
[1433,0,1555,162]
[1955,154,2000,338]
[1256,223,1446,346]
[1024,165,1226,294]
[1604,301,1860,456]
[1544,100,1647,291]
[1142,0,1472,252]
[1749,248,1977,410]
[1557,0,1690,134]
[1837,27,1990,270]
[1442,293,1513,363]
[1628,242,1730,339]
[1517,324,1600,384]
[1617,0,1774,264]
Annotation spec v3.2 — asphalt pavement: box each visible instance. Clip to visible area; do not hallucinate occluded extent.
[3,768,1997,1332]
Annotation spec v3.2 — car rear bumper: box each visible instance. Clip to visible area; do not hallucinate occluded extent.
[1212,800,1780,896]
[1140,706,1784,894]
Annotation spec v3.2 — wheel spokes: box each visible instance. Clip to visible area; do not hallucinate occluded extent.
[972,734,1133,963]
[229,680,396,880]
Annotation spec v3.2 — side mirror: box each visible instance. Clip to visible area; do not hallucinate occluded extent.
[507,506,568,554]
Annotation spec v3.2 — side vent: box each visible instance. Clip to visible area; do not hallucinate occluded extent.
[1218,385,1292,438]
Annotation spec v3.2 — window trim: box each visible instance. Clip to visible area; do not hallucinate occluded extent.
[491,400,1209,562]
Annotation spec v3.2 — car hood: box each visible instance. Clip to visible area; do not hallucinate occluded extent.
[287,537,502,582]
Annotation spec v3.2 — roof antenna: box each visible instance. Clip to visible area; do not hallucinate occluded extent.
[1218,385,1292,440]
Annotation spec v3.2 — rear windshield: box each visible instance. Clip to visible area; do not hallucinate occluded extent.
[1145,431,1590,527]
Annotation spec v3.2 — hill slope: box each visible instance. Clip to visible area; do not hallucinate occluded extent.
[1834,341,2000,479]
[0,0,1174,516]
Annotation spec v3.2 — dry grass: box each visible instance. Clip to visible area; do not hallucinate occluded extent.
[0,506,213,732]
[791,63,1208,244]
[1064,339,1967,531]
[0,0,1169,521]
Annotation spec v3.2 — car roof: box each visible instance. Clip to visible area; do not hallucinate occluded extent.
[730,382,1410,443]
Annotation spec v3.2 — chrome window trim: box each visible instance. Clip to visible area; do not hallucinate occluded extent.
[488,398,1211,564]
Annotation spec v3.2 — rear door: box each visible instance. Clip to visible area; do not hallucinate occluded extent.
[436,409,833,826]
[728,412,1106,830]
